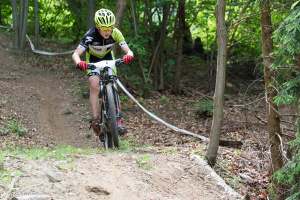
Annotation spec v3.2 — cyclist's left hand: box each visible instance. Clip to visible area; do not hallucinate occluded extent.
[123,54,134,64]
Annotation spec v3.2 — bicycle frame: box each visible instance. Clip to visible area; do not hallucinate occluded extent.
[88,59,123,148]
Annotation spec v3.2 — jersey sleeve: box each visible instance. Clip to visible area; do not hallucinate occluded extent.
[79,29,94,50]
[112,28,126,46]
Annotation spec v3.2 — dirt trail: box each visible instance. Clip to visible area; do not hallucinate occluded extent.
[5,153,239,200]
[0,34,241,200]
[22,70,92,147]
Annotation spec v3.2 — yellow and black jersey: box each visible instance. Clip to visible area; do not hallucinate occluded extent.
[78,27,127,63]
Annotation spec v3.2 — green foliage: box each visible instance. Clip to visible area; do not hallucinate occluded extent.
[119,137,150,153]
[272,5,300,107]
[119,95,129,103]
[159,95,170,104]
[0,145,100,161]
[0,145,100,184]
[38,0,75,40]
[273,153,300,199]
[194,98,213,118]
[0,169,22,185]
[0,127,9,136]
[273,6,300,68]
[0,1,12,25]
[272,116,300,199]
[136,154,152,170]
[5,119,27,137]
[271,5,300,200]
[274,73,300,105]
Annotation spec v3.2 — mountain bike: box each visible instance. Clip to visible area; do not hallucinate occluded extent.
[88,59,124,149]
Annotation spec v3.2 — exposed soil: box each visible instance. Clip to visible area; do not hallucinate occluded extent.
[0,33,242,199]
[2,153,239,200]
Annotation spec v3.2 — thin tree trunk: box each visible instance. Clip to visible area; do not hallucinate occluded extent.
[159,51,164,90]
[20,0,28,49]
[18,0,23,46]
[148,4,171,90]
[0,3,2,25]
[129,0,146,83]
[87,0,95,28]
[115,0,127,28]
[173,0,185,94]
[260,0,283,173]
[260,1,285,199]
[11,0,18,48]
[130,0,138,34]
[114,0,127,57]
[206,0,227,166]
[34,0,39,48]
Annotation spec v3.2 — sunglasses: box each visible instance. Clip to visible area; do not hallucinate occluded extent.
[98,26,113,31]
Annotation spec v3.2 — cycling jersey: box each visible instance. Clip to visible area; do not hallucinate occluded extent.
[78,27,128,63]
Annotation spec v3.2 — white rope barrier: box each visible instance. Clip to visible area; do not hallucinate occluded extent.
[116,79,209,142]
[26,35,74,56]
[0,25,12,29]
[0,24,74,55]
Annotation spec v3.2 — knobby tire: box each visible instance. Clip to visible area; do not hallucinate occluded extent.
[106,83,119,148]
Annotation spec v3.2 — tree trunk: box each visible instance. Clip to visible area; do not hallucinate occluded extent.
[260,0,283,173]
[205,0,227,166]
[130,0,138,34]
[11,0,19,48]
[148,4,171,90]
[129,0,146,83]
[114,0,127,57]
[87,0,95,28]
[173,0,185,94]
[0,3,2,25]
[20,0,28,49]
[115,0,126,28]
[260,1,285,199]
[34,0,39,48]
[159,51,164,90]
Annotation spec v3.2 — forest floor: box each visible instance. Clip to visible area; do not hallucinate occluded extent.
[0,32,294,200]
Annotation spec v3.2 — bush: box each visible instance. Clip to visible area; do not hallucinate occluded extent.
[273,133,300,200]
[6,119,27,137]
[194,98,213,118]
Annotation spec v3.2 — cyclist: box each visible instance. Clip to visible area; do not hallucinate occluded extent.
[72,8,134,137]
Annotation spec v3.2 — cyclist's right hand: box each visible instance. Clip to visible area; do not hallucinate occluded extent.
[77,61,88,71]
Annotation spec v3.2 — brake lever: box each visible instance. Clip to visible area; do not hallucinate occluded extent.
[87,64,96,70]
[115,59,124,66]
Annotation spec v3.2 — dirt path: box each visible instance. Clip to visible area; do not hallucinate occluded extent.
[22,70,93,147]
[0,34,241,200]
[3,153,240,200]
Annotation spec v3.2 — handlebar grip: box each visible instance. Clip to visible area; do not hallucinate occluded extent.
[115,59,124,66]
[87,64,96,70]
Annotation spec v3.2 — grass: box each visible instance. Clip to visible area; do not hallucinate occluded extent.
[2,119,28,137]
[0,127,9,136]
[0,145,102,161]
[0,145,103,183]
[159,95,170,105]
[194,98,214,118]
[118,137,150,152]
[160,147,178,155]
[136,154,152,170]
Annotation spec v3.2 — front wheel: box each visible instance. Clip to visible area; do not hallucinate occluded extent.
[99,103,109,149]
[105,83,119,148]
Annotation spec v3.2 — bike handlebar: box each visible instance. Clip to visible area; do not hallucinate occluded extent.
[87,58,124,71]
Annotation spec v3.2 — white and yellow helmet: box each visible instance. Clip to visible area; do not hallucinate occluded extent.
[94,9,116,28]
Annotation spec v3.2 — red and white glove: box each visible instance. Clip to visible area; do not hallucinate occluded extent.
[123,54,134,64]
[77,61,88,71]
